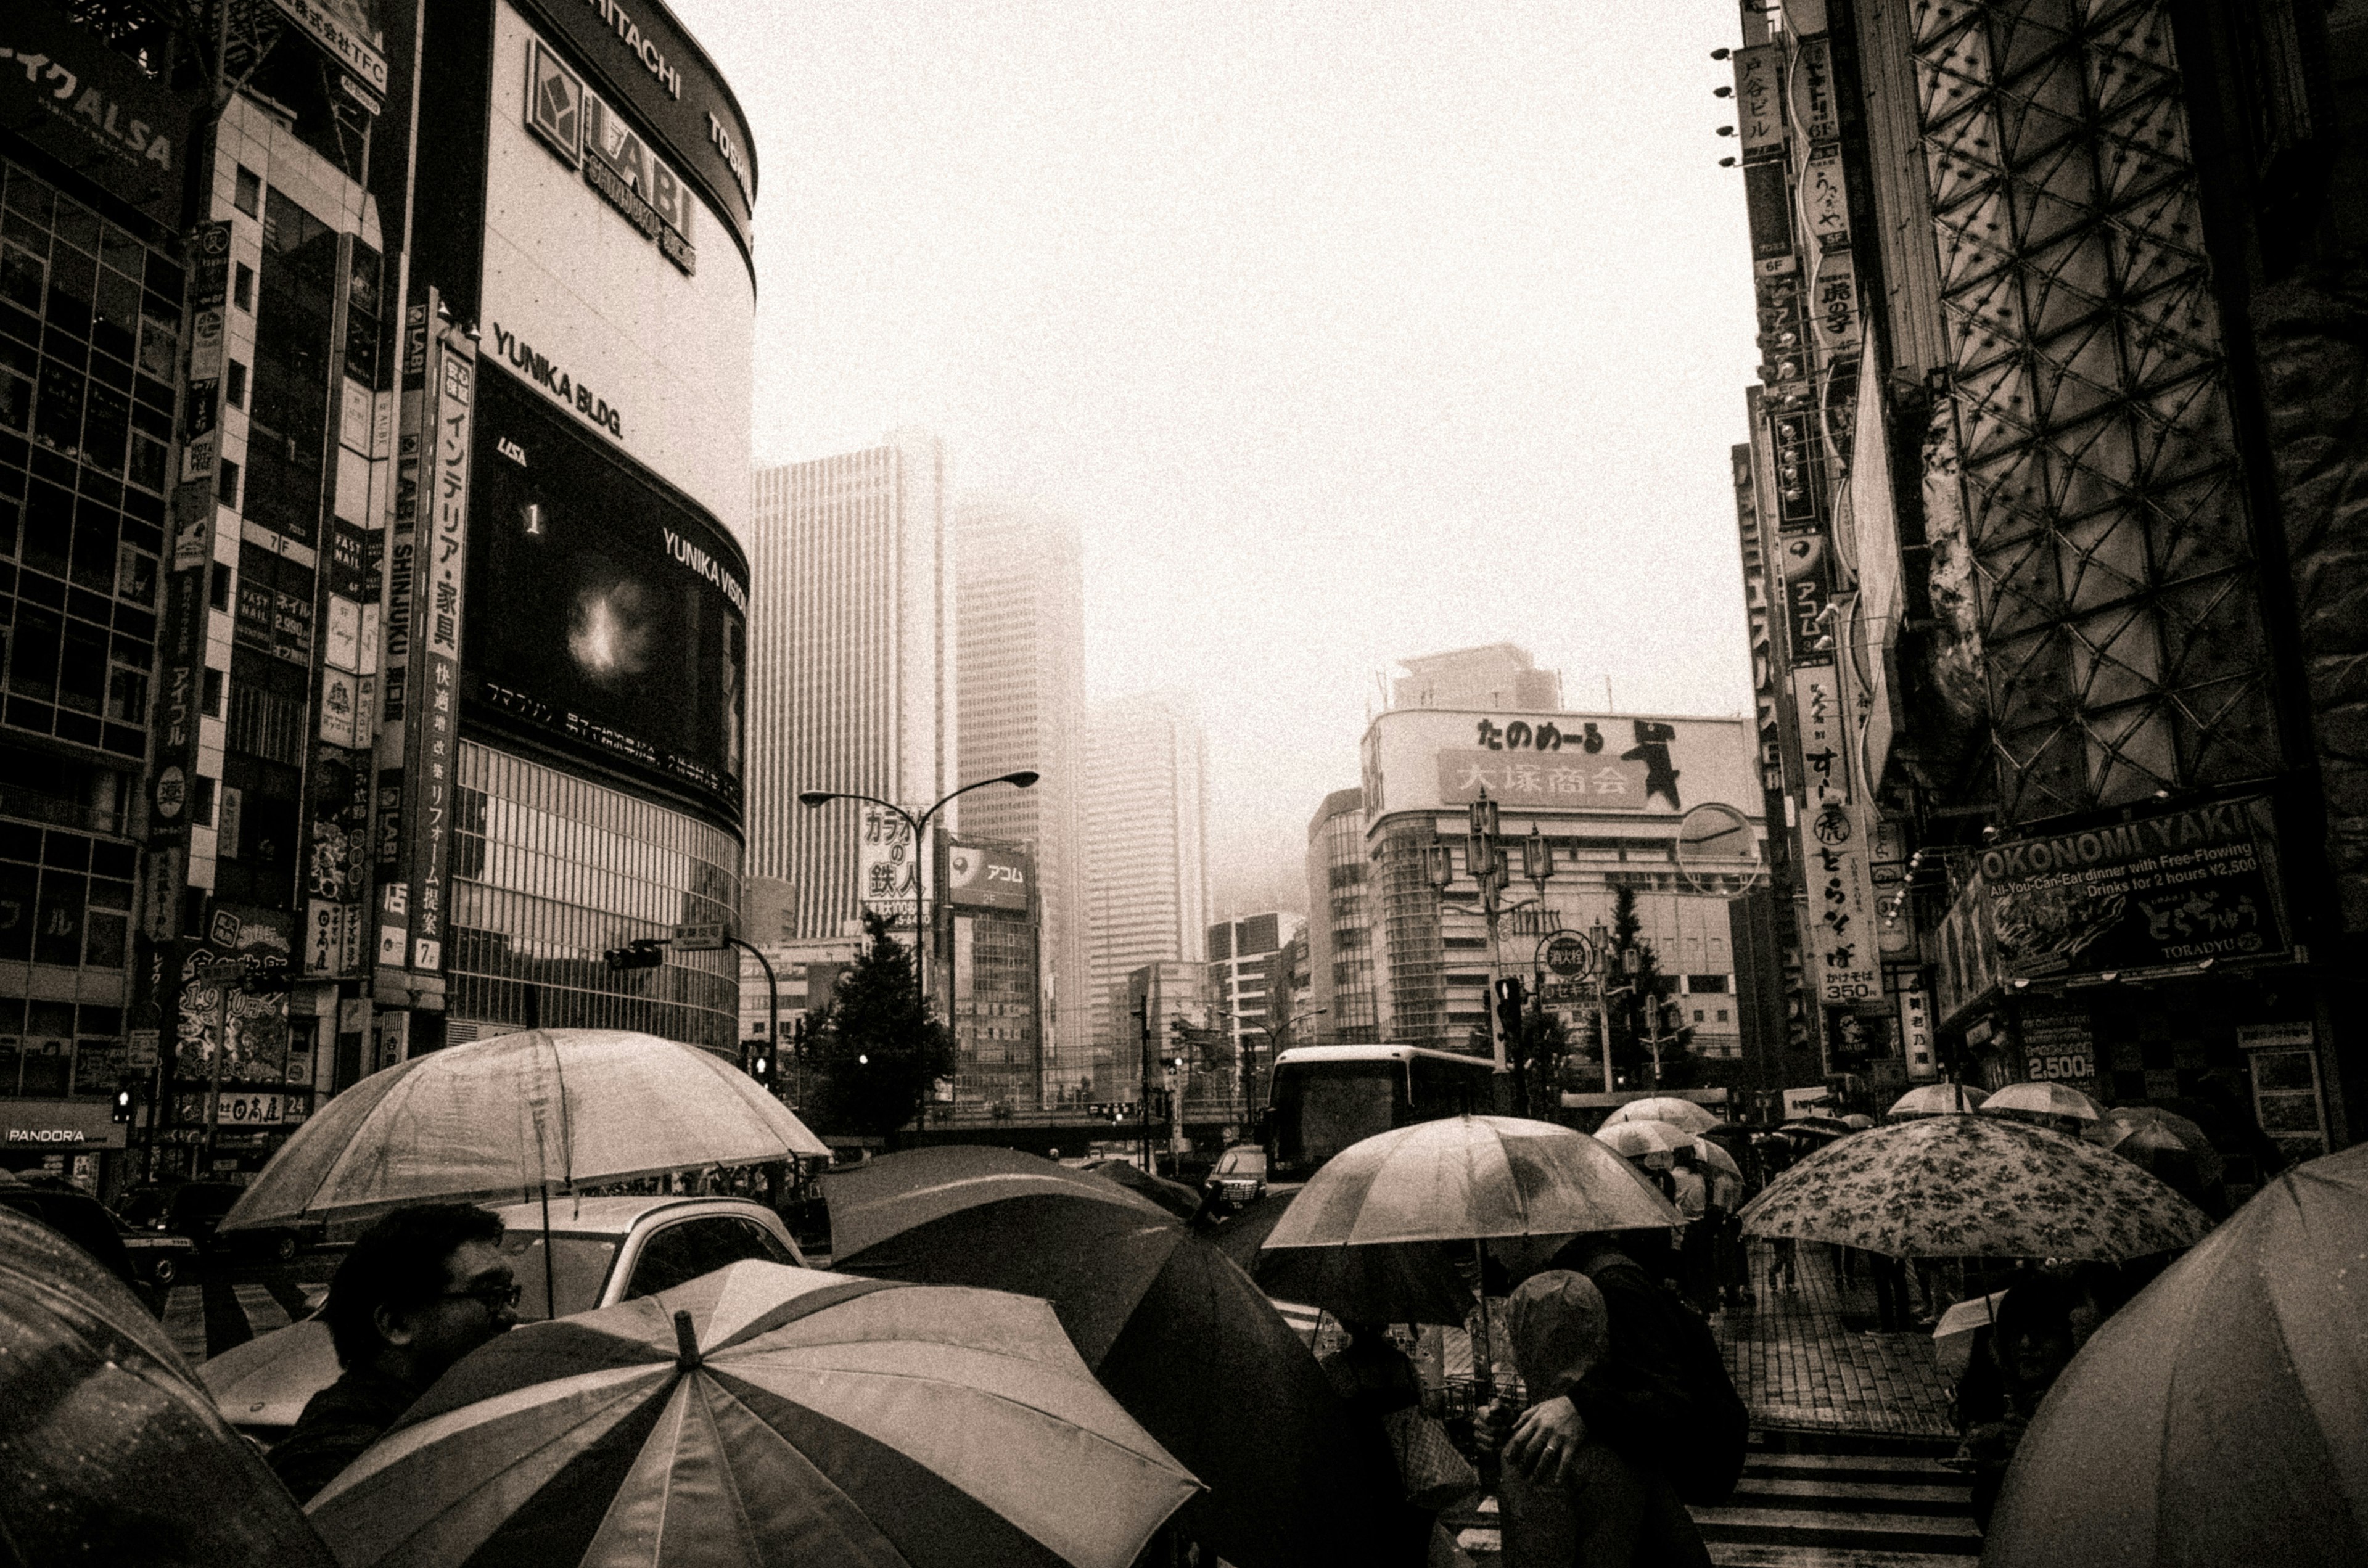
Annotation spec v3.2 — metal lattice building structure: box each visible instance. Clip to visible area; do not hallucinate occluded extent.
[1912,0,2280,824]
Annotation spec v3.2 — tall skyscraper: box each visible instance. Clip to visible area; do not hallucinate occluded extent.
[1392,644,1563,712]
[747,433,955,940]
[953,499,1089,1102]
[1082,692,1209,1088]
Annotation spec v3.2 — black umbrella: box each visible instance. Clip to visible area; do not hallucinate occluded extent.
[1211,1188,1476,1326]
[826,1148,1406,1568]
[0,1207,337,1567]
[1082,1157,1206,1220]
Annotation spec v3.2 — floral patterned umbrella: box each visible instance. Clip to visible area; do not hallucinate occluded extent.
[1737,1114,2213,1262]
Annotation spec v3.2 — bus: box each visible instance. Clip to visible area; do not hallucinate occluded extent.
[1264,1044,1500,1181]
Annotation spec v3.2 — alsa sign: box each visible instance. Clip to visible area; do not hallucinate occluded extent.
[2,9,192,229]
[525,36,697,275]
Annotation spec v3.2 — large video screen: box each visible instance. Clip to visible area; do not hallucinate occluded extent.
[462,364,746,815]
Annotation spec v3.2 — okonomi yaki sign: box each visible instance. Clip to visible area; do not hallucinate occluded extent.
[1984,795,2290,982]
[1360,708,1759,819]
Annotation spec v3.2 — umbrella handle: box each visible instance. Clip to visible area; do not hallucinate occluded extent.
[1471,1239,1494,1406]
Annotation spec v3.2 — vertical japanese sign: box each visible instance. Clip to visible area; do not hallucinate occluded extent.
[374,303,429,971]
[1796,36,1840,144]
[1791,665,1880,1005]
[1899,983,1937,1081]
[1731,44,1783,160]
[858,807,918,932]
[372,297,473,977]
[1802,152,1851,250]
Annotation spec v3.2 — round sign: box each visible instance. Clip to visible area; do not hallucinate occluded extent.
[154,765,186,819]
[1675,802,1762,893]
[1545,932,1589,977]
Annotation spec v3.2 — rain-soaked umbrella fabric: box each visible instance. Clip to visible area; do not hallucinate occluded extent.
[1592,1119,1695,1160]
[824,1144,1175,1262]
[0,1208,337,1567]
[1980,1081,2103,1121]
[1983,1143,2368,1568]
[1267,1116,1679,1249]
[1082,1159,1204,1219]
[1737,1114,2212,1261]
[223,1029,828,1233]
[1204,1189,1476,1327]
[827,1147,1405,1568]
[1692,1138,1743,1180]
[1888,1082,1987,1117]
[1597,1097,1719,1134]
[2084,1106,2227,1187]
[308,1262,1197,1568]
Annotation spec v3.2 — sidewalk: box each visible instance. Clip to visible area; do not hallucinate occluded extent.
[1711,1241,1956,1440]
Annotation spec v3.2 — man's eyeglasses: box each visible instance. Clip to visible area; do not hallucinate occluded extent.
[438,1280,522,1312]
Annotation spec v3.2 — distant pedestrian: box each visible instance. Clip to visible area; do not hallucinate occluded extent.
[1320,1320,1449,1568]
[1951,1274,2081,1531]
[1669,1151,1715,1315]
[268,1203,520,1504]
[1487,1271,1712,1567]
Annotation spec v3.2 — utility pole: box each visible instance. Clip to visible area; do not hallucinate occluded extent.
[1135,992,1154,1168]
[192,959,244,1173]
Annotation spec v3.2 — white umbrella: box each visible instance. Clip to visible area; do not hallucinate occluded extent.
[1889,1082,1988,1118]
[1268,1116,1679,1249]
[220,1028,829,1234]
[1599,1096,1720,1133]
[1692,1138,1743,1181]
[1981,1081,2103,1121]
[1594,1119,1696,1160]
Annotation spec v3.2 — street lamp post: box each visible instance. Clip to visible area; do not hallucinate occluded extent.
[797,771,1040,1019]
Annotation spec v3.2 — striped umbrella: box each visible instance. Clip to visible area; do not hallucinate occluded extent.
[307,1262,1198,1568]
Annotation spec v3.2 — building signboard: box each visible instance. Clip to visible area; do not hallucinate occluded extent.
[0,4,200,228]
[374,306,474,980]
[857,808,918,932]
[1983,795,2290,982]
[1731,45,1783,160]
[1363,709,1761,823]
[1899,982,1936,1080]
[1790,665,1880,1004]
[482,2,755,540]
[946,839,1032,913]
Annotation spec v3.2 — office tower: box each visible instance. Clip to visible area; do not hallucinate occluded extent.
[1307,788,1381,1043]
[1391,644,1562,712]
[747,433,955,940]
[953,498,1087,1102]
[1082,692,1209,1091]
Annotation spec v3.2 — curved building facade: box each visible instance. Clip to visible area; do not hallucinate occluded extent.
[397,0,760,1056]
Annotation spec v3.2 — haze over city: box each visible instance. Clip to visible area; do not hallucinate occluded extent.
[674,0,1762,912]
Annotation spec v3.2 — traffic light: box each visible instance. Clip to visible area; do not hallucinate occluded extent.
[603,938,665,972]
[1494,975,1526,1043]
[111,1080,136,1124]
[748,1041,773,1088]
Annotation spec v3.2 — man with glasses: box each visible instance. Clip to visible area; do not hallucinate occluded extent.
[269,1202,520,1503]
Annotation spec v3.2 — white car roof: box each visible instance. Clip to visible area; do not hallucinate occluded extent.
[483,1194,775,1239]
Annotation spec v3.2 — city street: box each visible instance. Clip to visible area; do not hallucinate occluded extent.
[155,1248,336,1368]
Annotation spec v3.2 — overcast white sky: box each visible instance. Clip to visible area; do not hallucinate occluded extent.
[673,1,1761,916]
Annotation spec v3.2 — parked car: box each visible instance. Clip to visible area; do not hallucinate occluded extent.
[118,1181,319,1262]
[1202,1145,1268,1212]
[113,1211,202,1287]
[199,1194,807,1440]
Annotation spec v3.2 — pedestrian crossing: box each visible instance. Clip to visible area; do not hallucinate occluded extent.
[163,1278,325,1365]
[1442,1441,1979,1567]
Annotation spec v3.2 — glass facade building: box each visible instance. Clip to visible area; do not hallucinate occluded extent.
[446,742,739,1052]
[1305,789,1379,1043]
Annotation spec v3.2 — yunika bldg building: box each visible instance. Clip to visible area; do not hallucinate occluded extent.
[0,0,758,1193]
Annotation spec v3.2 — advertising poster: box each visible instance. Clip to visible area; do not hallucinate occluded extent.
[858,808,918,932]
[462,366,747,807]
[0,3,199,228]
[2015,1006,2097,1094]
[1365,710,1760,820]
[1983,795,2290,981]
[947,839,1033,913]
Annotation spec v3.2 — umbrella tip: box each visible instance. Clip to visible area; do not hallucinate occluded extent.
[672,1309,702,1370]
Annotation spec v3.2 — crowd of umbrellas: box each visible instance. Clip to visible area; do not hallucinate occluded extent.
[2,1027,2362,1567]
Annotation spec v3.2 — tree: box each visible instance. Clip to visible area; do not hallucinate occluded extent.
[804,911,956,1144]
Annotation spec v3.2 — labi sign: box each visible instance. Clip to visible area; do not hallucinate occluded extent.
[525,36,697,275]
[1984,795,2291,982]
